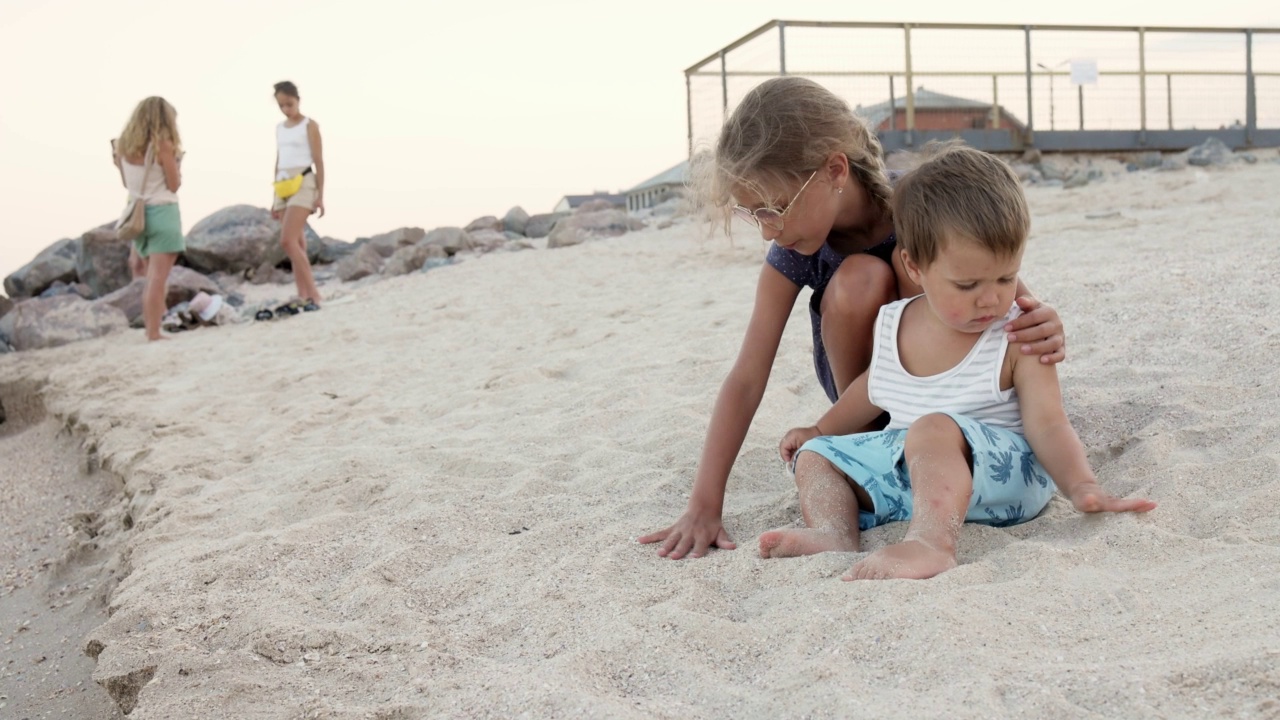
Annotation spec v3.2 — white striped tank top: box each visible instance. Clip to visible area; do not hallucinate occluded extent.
[867,296,1024,433]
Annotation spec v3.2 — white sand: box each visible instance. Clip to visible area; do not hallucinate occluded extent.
[3,154,1280,718]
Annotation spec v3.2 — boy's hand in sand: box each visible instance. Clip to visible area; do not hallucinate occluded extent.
[638,507,736,560]
[1068,481,1157,514]
[779,425,822,465]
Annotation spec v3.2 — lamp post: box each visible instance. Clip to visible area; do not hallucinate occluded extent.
[1036,60,1070,131]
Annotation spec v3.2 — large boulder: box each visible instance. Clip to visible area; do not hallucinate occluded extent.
[76,224,133,298]
[575,198,617,214]
[184,205,281,274]
[465,216,503,233]
[1186,137,1233,167]
[383,244,446,277]
[524,212,569,239]
[92,267,222,326]
[313,236,355,264]
[467,230,509,254]
[0,295,12,320]
[8,295,128,351]
[335,243,384,282]
[546,209,645,250]
[502,206,530,236]
[546,220,583,249]
[422,227,474,255]
[4,237,80,298]
[360,227,426,259]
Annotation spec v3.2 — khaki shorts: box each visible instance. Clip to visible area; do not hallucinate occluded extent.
[272,168,318,213]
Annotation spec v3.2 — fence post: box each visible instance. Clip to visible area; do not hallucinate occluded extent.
[904,24,915,145]
[1078,85,1084,130]
[992,75,1001,129]
[1024,26,1034,146]
[686,72,694,159]
[1246,29,1257,147]
[720,49,728,120]
[889,75,897,131]
[779,21,787,75]
[1139,28,1148,145]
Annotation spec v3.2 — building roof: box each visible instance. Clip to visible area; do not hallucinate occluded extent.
[558,193,626,209]
[627,160,689,193]
[856,87,999,129]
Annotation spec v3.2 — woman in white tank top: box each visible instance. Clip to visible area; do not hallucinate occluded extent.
[270,80,325,309]
[111,96,185,341]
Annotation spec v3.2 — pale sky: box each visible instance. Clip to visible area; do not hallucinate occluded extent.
[1,0,1277,282]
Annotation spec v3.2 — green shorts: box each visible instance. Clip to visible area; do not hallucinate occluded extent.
[133,203,186,257]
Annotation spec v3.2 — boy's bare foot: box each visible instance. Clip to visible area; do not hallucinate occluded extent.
[843,539,956,580]
[759,528,858,558]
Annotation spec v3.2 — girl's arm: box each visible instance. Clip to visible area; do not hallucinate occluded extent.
[111,139,126,188]
[638,264,801,560]
[1013,352,1156,514]
[157,139,181,193]
[1008,280,1066,364]
[778,369,883,463]
[307,119,325,217]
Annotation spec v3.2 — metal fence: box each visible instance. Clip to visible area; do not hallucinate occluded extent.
[685,21,1280,155]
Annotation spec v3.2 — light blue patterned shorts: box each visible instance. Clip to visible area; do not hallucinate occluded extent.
[796,412,1057,531]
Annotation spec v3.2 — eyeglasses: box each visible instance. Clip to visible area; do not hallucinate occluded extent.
[731,169,818,232]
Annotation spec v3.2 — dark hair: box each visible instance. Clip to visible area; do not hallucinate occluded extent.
[891,141,1029,268]
[273,81,299,99]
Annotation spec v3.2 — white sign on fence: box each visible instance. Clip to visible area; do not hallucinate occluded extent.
[1071,59,1098,85]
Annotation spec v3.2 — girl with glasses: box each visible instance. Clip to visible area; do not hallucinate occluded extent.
[639,77,1066,561]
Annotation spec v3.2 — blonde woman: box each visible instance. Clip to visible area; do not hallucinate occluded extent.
[270,80,324,311]
[112,96,185,341]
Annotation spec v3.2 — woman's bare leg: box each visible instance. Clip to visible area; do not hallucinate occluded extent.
[281,205,321,303]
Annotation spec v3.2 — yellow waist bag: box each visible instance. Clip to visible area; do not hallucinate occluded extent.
[273,167,311,199]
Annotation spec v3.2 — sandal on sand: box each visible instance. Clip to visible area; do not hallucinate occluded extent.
[274,301,303,318]
[301,299,320,312]
[254,308,275,321]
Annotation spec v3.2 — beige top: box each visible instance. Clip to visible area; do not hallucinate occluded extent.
[121,146,178,206]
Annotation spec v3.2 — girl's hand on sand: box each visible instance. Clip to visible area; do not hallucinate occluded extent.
[779,425,822,465]
[1006,296,1066,365]
[638,508,736,560]
[1069,482,1157,514]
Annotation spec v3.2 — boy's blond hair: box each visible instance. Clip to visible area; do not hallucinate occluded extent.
[891,142,1029,267]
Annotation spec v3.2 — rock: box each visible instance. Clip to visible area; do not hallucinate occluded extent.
[1010,162,1035,183]
[1038,160,1069,182]
[465,216,503,233]
[422,256,456,273]
[38,281,94,300]
[384,244,446,277]
[249,259,291,285]
[360,227,426,258]
[421,227,474,255]
[1159,156,1188,171]
[0,295,12,320]
[575,198,616,214]
[1021,148,1043,164]
[1135,151,1164,170]
[1186,137,1233,166]
[8,295,128,351]
[313,236,355,264]
[335,242,384,282]
[547,220,583,249]
[657,219,674,230]
[502,206,530,236]
[1239,152,1258,164]
[4,237,79,298]
[504,240,534,252]
[574,208,645,237]
[76,224,134,298]
[96,663,157,715]
[467,229,509,253]
[93,267,222,326]
[185,205,281,274]
[524,213,569,239]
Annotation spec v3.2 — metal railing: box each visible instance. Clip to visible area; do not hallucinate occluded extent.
[685,21,1280,155]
